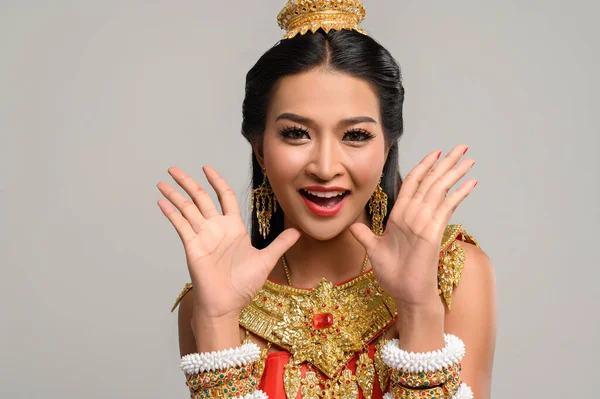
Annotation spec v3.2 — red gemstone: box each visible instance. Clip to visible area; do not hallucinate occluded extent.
[312,313,334,329]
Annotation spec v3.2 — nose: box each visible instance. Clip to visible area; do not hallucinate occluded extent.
[305,135,345,182]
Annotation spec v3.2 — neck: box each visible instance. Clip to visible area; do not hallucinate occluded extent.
[272,216,372,288]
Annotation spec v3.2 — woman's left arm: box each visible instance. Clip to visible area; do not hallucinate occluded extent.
[444,241,497,399]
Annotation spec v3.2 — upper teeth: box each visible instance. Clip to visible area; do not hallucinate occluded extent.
[305,190,346,198]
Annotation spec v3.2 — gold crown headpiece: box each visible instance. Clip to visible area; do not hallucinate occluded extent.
[277,0,367,40]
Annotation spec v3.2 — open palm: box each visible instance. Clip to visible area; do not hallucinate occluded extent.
[157,166,300,320]
[350,145,476,309]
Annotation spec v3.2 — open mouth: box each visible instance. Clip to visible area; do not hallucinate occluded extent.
[299,189,350,209]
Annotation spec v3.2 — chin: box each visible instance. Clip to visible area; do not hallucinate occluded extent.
[287,211,362,242]
[297,224,348,242]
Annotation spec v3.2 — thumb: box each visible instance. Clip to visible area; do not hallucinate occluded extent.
[260,228,301,271]
[349,223,378,256]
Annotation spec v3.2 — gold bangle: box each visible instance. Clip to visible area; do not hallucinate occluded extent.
[186,362,256,391]
[390,363,462,389]
[388,374,461,399]
[191,375,260,399]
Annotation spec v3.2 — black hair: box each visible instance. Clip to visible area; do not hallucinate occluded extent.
[241,29,405,249]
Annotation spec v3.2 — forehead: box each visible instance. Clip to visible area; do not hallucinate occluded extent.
[268,68,380,123]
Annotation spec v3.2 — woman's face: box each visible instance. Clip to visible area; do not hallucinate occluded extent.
[260,68,388,241]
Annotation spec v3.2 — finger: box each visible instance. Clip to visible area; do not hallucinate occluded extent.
[168,167,219,219]
[422,158,475,208]
[260,228,302,272]
[413,144,469,201]
[203,166,241,216]
[157,180,207,232]
[156,199,196,243]
[349,223,379,256]
[432,179,478,227]
[398,150,442,201]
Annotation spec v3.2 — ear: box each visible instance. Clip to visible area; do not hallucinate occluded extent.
[252,144,266,170]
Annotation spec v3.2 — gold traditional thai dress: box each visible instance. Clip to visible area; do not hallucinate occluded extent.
[171,224,480,399]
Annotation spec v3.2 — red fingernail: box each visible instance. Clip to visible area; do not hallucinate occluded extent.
[437,151,442,159]
[463,147,469,155]
[473,181,478,188]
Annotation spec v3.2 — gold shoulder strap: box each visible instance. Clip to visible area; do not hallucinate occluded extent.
[438,224,481,310]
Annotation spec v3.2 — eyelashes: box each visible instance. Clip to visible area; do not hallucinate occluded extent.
[278,125,310,140]
[278,125,376,143]
[343,128,376,142]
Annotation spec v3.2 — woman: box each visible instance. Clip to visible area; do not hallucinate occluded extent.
[159,1,496,398]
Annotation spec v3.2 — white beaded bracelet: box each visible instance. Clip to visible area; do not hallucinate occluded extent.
[382,382,473,399]
[180,342,261,374]
[381,334,466,373]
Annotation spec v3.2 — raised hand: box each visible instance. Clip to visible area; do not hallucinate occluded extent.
[157,166,300,323]
[350,145,476,311]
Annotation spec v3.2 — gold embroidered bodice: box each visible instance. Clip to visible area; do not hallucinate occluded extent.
[171,224,480,399]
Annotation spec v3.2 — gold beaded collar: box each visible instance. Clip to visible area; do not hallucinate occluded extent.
[239,271,398,379]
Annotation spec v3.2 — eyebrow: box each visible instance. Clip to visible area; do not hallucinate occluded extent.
[275,112,377,126]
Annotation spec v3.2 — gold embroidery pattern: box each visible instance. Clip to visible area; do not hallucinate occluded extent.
[301,371,321,399]
[438,224,481,310]
[170,224,480,398]
[374,337,391,393]
[284,362,302,399]
[338,369,359,398]
[239,273,397,379]
[356,352,375,399]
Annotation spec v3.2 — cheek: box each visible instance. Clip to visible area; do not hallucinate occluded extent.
[262,134,304,191]
[350,144,387,187]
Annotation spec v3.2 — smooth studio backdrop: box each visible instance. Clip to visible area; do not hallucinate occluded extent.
[1,1,598,398]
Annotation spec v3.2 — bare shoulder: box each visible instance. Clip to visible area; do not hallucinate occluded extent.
[453,241,496,299]
[443,240,497,397]
[444,240,496,321]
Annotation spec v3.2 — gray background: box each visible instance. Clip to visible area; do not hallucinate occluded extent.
[1,1,598,398]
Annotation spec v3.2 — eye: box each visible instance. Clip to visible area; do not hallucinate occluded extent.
[279,126,310,140]
[343,128,375,142]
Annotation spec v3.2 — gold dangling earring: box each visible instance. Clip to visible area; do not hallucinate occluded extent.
[251,168,277,239]
[368,175,388,236]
